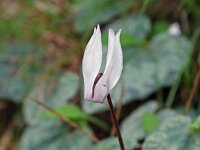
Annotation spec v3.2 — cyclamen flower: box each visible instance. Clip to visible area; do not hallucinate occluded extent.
[168,22,181,36]
[82,25,123,103]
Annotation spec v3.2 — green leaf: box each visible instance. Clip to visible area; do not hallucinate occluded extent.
[102,31,146,48]
[23,72,79,125]
[0,42,43,102]
[88,137,136,150]
[190,122,200,134]
[43,104,109,131]
[43,104,87,127]
[104,13,151,40]
[143,114,200,150]
[151,20,170,36]
[73,0,134,33]
[142,112,158,134]
[102,14,151,47]
[157,109,179,122]
[102,13,150,48]
[48,73,80,107]
[19,121,92,150]
[43,105,86,120]
[143,115,191,150]
[190,117,200,134]
[121,101,159,141]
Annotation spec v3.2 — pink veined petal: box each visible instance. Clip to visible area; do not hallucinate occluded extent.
[82,25,102,100]
[92,29,123,103]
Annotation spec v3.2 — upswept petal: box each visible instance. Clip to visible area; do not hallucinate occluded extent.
[106,29,123,91]
[104,29,115,72]
[82,25,102,100]
[92,29,123,103]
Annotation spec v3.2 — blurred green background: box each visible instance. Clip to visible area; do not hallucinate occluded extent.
[0,0,200,150]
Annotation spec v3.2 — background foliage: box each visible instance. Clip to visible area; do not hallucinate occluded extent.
[0,0,200,150]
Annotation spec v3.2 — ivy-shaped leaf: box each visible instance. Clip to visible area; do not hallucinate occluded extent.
[143,114,200,150]
[19,121,92,150]
[121,101,159,139]
[0,42,43,102]
[23,72,79,125]
[73,0,134,33]
[88,137,136,150]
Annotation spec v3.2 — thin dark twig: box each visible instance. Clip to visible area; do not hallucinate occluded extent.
[185,68,200,112]
[30,97,100,143]
[107,94,125,150]
[0,119,15,150]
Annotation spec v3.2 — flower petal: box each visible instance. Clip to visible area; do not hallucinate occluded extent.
[106,29,123,91]
[82,25,102,100]
[104,29,115,72]
[92,29,123,103]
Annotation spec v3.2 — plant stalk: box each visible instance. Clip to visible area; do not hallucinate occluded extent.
[30,97,100,143]
[185,68,200,112]
[107,94,125,150]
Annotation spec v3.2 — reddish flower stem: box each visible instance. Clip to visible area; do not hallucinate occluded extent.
[107,94,125,150]
[185,68,200,112]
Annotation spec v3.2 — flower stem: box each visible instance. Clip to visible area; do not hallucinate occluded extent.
[107,94,125,150]
[184,68,200,112]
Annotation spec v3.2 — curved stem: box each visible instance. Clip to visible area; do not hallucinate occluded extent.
[30,97,100,143]
[107,94,125,150]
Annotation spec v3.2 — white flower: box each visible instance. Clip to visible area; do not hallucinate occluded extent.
[82,25,123,103]
[168,22,181,36]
